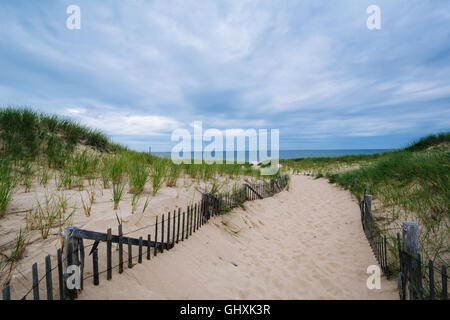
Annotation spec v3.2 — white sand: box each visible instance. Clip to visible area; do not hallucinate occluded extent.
[78,175,398,300]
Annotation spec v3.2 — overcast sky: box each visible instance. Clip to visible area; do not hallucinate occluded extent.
[1,1,449,151]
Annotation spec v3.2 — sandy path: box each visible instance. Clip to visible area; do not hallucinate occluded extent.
[79,175,398,299]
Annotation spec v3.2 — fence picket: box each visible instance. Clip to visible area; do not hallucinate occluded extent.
[138,236,143,263]
[118,224,123,273]
[32,262,39,300]
[45,255,53,300]
[428,260,434,300]
[128,238,133,268]
[442,265,448,300]
[2,284,10,300]
[93,247,99,285]
[57,248,64,300]
[172,210,176,246]
[154,216,158,257]
[147,234,151,260]
[107,228,112,280]
[167,212,171,250]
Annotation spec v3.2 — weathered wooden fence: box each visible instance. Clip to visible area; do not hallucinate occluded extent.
[2,175,289,300]
[361,185,448,300]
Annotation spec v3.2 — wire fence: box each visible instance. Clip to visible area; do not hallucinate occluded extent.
[360,187,448,300]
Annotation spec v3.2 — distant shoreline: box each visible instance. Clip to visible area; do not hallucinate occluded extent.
[150,149,392,160]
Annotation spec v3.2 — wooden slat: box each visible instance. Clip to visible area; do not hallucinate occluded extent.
[161,214,165,253]
[154,216,158,257]
[32,262,39,300]
[57,248,64,300]
[128,238,133,268]
[79,238,85,290]
[176,209,180,243]
[167,212,171,250]
[172,210,176,246]
[118,224,123,274]
[147,234,151,260]
[442,265,448,300]
[185,206,189,240]
[190,206,193,236]
[45,255,53,300]
[2,284,11,300]
[138,236,143,263]
[107,228,112,280]
[182,211,185,241]
[93,248,99,285]
[428,260,434,300]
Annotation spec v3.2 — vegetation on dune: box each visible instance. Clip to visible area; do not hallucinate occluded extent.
[0,106,274,288]
[283,132,450,270]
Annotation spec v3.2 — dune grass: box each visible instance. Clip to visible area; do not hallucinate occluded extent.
[284,133,449,269]
[0,160,15,217]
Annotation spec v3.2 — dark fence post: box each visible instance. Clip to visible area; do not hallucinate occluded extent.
[2,284,11,300]
[57,248,64,300]
[182,211,185,241]
[93,247,99,286]
[185,208,189,240]
[118,224,123,274]
[154,216,158,257]
[128,238,133,268]
[176,209,181,243]
[32,262,39,300]
[172,210,176,246]
[167,212,171,250]
[147,234,151,260]
[442,265,448,300]
[45,255,53,300]
[161,213,165,252]
[79,238,85,290]
[402,221,419,300]
[428,260,434,300]
[138,236,143,263]
[107,228,112,280]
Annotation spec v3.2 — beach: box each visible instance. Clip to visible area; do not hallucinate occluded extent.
[78,175,397,300]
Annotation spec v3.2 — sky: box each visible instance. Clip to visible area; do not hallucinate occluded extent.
[0,0,449,152]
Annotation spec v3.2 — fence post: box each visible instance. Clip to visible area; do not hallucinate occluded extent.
[147,234,151,260]
[402,221,420,300]
[57,248,64,300]
[428,260,435,300]
[161,213,165,252]
[138,236,143,263]
[2,284,11,300]
[93,247,99,286]
[45,255,53,300]
[32,262,39,300]
[107,228,112,280]
[154,216,158,256]
[118,224,123,273]
[128,238,133,268]
[442,265,448,300]
[62,227,77,299]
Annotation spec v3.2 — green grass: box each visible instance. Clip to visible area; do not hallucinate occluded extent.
[127,154,149,195]
[0,107,127,162]
[284,132,450,269]
[0,160,15,216]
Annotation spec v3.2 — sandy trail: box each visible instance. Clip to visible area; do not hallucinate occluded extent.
[79,175,398,299]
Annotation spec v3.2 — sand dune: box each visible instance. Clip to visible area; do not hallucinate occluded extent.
[79,175,398,300]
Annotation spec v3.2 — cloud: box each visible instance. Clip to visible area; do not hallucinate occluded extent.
[0,0,449,151]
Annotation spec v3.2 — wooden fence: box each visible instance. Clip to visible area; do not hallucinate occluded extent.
[361,185,448,300]
[1,175,289,300]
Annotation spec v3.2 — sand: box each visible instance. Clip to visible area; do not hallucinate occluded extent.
[76,175,398,300]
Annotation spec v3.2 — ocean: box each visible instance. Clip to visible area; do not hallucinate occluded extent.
[151,149,390,161]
